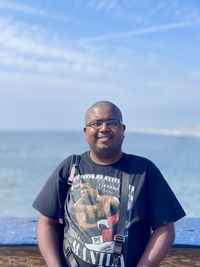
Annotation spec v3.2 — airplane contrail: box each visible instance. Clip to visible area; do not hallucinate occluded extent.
[80,19,200,44]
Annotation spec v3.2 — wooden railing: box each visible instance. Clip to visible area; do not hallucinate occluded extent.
[0,218,199,267]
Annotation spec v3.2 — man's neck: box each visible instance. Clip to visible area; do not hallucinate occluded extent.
[89,151,122,165]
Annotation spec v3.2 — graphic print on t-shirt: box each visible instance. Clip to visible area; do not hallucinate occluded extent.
[64,174,135,266]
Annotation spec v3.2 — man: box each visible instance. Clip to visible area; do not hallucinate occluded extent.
[33,100,186,267]
[73,181,120,234]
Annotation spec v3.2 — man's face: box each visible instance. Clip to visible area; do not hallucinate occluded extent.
[80,183,98,204]
[84,105,125,160]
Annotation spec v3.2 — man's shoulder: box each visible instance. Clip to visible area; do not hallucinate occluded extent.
[56,152,86,170]
[123,152,152,164]
[122,153,156,173]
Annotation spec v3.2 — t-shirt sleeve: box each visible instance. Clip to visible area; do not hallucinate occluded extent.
[146,161,186,231]
[32,157,70,220]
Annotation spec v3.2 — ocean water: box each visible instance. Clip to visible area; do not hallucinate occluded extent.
[0,131,199,218]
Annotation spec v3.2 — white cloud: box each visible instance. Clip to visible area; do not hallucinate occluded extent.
[1,15,158,81]
[0,0,49,17]
[0,13,194,93]
[0,0,200,130]
[0,17,108,76]
[0,0,71,22]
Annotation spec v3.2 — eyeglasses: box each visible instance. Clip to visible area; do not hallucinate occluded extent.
[85,119,122,129]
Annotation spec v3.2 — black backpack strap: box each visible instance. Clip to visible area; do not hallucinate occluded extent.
[67,154,81,185]
[113,172,129,267]
[63,155,80,267]
[59,154,80,224]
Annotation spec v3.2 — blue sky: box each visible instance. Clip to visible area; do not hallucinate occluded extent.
[0,0,200,131]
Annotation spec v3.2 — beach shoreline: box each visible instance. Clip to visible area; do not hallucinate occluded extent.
[128,126,200,138]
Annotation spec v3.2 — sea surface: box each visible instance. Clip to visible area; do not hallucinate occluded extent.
[0,131,199,218]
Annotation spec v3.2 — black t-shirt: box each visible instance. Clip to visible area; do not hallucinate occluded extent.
[33,152,186,267]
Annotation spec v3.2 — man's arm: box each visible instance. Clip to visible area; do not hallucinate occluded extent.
[37,214,63,267]
[136,222,175,267]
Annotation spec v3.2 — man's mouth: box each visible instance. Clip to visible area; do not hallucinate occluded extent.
[98,135,112,141]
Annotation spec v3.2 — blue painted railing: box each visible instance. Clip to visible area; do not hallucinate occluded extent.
[0,217,199,248]
[0,218,37,246]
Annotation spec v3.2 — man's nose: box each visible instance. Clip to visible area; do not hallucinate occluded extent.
[99,122,110,130]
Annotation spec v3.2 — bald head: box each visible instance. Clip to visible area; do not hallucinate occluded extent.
[85,101,123,123]
[84,100,125,164]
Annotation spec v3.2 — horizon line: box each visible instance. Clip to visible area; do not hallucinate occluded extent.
[1,127,200,138]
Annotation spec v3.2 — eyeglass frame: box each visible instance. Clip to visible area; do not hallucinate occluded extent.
[85,119,123,129]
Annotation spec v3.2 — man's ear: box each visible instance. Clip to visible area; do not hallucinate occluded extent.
[83,127,86,133]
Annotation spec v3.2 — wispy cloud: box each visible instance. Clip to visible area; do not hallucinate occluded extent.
[80,19,200,44]
[0,16,130,79]
[86,0,200,29]
[0,0,71,22]
[88,0,117,11]
[0,1,48,16]
[0,0,199,130]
